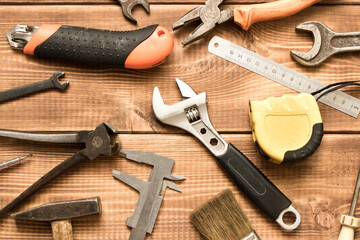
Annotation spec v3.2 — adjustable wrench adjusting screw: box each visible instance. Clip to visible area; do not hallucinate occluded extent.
[186,107,201,123]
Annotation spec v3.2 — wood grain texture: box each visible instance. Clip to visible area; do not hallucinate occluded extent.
[0,5,360,133]
[0,133,359,240]
[0,0,355,5]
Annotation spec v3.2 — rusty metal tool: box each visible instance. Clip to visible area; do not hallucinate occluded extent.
[113,149,185,240]
[115,0,150,23]
[338,166,360,240]
[11,197,101,240]
[0,123,119,218]
[152,79,301,230]
[173,0,320,45]
[0,154,32,171]
[0,72,68,103]
[291,21,360,66]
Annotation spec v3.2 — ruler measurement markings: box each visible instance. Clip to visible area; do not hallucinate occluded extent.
[209,36,360,118]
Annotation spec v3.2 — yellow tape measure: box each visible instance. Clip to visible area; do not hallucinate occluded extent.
[249,93,324,164]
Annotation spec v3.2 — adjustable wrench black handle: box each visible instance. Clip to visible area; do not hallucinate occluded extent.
[0,72,68,103]
[216,143,292,221]
[23,24,173,69]
[0,152,88,218]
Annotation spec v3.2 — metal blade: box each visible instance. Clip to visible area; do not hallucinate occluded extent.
[176,78,197,99]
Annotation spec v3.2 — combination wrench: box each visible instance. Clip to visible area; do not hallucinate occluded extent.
[0,72,69,103]
[291,21,360,66]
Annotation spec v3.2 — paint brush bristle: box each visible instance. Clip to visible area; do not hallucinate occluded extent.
[190,189,260,240]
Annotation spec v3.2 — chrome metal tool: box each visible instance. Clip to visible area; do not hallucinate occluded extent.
[208,36,360,118]
[113,149,185,240]
[338,166,360,240]
[0,72,68,103]
[291,21,360,67]
[152,79,301,230]
[0,154,32,171]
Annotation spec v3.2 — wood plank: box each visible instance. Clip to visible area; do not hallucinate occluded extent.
[0,5,360,133]
[0,0,355,5]
[0,133,359,239]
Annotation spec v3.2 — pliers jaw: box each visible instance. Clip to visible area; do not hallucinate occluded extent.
[172,0,230,45]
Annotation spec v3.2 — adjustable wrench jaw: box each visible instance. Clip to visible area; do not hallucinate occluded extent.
[152,83,228,156]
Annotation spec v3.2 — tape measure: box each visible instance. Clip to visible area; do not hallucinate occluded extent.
[249,93,323,164]
[208,36,360,118]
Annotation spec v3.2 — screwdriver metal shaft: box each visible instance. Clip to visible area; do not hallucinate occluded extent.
[0,154,32,171]
[338,166,360,240]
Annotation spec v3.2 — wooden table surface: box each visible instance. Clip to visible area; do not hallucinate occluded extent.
[1,0,360,239]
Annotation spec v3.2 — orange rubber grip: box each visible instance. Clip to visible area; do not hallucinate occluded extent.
[233,0,321,31]
[24,24,62,55]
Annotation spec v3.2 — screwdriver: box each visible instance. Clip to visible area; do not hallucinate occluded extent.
[0,154,32,171]
[338,166,360,240]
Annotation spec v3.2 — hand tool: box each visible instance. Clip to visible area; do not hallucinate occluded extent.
[6,24,173,69]
[250,81,360,164]
[114,0,150,23]
[0,123,119,218]
[208,36,360,118]
[250,93,323,164]
[152,79,301,230]
[11,197,101,240]
[0,154,32,171]
[172,0,320,45]
[0,72,68,103]
[113,149,185,240]
[291,21,360,67]
[338,165,360,240]
[190,189,260,240]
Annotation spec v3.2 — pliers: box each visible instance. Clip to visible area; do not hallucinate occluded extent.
[173,0,320,45]
[0,123,120,218]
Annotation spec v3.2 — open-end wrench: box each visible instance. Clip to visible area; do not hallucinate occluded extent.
[291,21,360,66]
[0,72,68,103]
[152,79,301,230]
[115,0,150,23]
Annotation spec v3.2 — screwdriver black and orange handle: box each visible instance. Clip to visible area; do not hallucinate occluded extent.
[234,0,321,30]
[22,24,173,69]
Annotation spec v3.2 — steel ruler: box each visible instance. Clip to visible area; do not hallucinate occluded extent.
[208,36,360,118]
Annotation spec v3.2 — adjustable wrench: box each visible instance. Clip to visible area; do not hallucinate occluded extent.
[291,21,360,66]
[0,72,68,103]
[152,79,301,230]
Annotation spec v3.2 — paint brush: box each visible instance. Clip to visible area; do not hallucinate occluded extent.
[190,189,260,240]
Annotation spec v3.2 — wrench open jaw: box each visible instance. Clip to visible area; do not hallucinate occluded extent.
[291,21,360,66]
[50,72,69,90]
[116,0,150,23]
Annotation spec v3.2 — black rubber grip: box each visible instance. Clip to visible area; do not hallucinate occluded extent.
[284,123,323,162]
[34,25,158,67]
[216,143,291,220]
